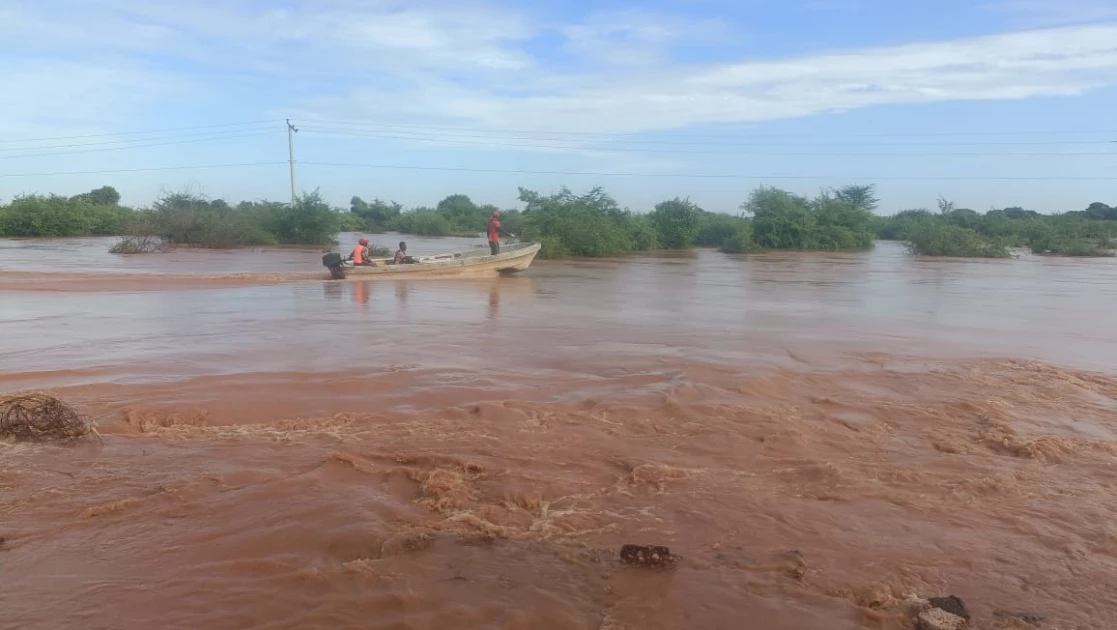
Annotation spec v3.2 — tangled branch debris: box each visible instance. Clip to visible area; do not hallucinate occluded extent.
[0,393,98,442]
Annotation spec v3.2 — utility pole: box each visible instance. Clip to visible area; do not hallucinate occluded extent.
[286,118,298,205]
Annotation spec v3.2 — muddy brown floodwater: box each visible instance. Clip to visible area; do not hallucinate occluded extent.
[2,235,1116,630]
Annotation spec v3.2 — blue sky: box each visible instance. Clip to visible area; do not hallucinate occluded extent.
[2,0,1117,214]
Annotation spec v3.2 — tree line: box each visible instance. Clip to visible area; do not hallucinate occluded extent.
[876,196,1117,257]
[1,184,1114,257]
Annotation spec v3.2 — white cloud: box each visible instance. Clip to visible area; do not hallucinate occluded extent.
[561,9,729,66]
[4,1,1117,158]
[264,3,537,70]
[305,22,1117,138]
[0,0,539,136]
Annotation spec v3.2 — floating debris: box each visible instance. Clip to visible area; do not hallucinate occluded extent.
[994,609,1045,625]
[620,544,677,568]
[0,393,97,443]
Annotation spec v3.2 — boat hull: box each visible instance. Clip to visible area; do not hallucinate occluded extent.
[330,243,541,279]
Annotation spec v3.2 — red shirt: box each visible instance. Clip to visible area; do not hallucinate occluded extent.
[487,218,501,243]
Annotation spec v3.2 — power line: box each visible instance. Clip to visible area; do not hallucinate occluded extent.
[303,117,1117,142]
[0,124,282,153]
[299,123,1115,148]
[3,160,1114,181]
[299,161,1117,180]
[299,127,1117,157]
[0,162,286,178]
[0,120,281,144]
[0,131,281,161]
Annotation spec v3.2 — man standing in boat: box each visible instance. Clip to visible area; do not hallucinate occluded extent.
[487,210,513,255]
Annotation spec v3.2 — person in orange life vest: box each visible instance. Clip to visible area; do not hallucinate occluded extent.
[351,238,372,265]
[487,210,514,255]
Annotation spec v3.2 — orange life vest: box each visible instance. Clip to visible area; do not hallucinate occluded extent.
[351,245,368,264]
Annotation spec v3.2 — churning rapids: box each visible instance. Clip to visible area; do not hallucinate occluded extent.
[2,236,1116,629]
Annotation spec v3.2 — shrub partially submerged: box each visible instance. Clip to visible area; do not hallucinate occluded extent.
[902,222,1010,258]
[0,393,98,442]
[518,186,661,258]
[718,223,762,254]
[1031,239,1115,257]
[112,190,344,251]
[877,201,1117,258]
[0,189,135,237]
[109,235,167,254]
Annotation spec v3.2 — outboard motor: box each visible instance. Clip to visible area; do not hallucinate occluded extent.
[322,252,346,280]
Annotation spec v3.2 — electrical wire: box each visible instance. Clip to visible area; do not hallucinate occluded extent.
[0,125,282,153]
[0,162,287,178]
[0,120,281,144]
[298,126,1117,157]
[302,117,1117,143]
[0,131,281,161]
[298,161,1117,180]
[4,160,1113,179]
[298,123,1115,148]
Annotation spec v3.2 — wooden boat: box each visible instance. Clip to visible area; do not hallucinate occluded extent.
[322,242,541,279]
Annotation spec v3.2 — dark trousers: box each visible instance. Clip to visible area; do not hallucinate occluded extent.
[490,241,500,255]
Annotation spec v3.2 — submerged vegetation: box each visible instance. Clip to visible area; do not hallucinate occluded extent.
[877,197,1117,258]
[0,186,344,249]
[3,183,1114,260]
[739,186,876,251]
[0,187,134,237]
[132,191,342,248]
[515,187,658,258]
[349,193,524,238]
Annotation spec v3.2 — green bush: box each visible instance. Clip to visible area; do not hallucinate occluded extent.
[537,235,571,259]
[518,186,651,258]
[1027,220,1116,256]
[0,193,136,237]
[649,198,701,249]
[132,191,339,248]
[875,209,934,240]
[392,208,452,237]
[262,192,341,245]
[435,194,489,233]
[626,214,660,251]
[696,212,747,248]
[719,223,761,254]
[878,204,1117,257]
[902,222,1010,258]
[141,194,274,248]
[337,211,366,232]
[743,187,875,250]
[350,196,402,232]
[1032,239,1114,257]
[385,194,521,237]
[70,185,122,206]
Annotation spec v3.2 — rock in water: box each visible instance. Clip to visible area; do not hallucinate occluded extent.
[915,608,968,630]
[928,596,970,621]
[619,544,677,568]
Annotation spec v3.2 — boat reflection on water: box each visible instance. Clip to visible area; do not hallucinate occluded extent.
[321,276,538,320]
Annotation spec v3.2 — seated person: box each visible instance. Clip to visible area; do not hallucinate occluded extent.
[394,241,417,264]
[350,238,372,265]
